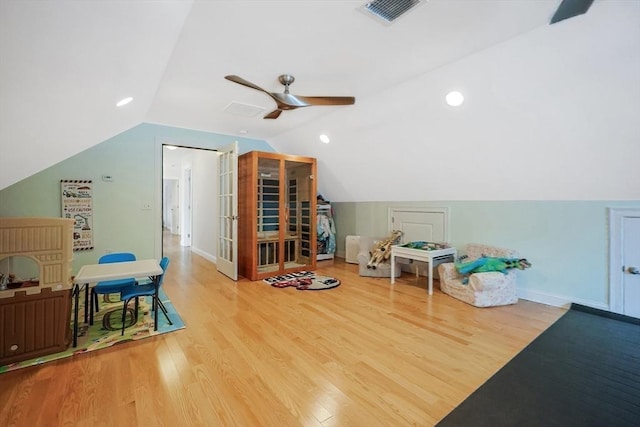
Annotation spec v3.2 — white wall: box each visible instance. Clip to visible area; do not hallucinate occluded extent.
[191,150,219,262]
[266,3,640,310]
[0,123,274,273]
[270,2,640,202]
[332,200,640,310]
[163,179,179,233]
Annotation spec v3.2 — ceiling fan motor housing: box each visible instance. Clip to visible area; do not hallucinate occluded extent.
[279,74,295,92]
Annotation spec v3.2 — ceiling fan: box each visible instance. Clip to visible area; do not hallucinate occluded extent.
[224,74,355,119]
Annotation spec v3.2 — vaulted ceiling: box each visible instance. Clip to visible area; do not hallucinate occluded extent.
[0,0,624,194]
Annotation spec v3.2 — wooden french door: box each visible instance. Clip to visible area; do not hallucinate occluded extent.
[216,142,238,280]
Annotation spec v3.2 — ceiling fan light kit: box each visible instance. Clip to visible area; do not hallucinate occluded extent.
[225,74,355,119]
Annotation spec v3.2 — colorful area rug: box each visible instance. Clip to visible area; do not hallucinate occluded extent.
[263,271,340,290]
[0,289,185,374]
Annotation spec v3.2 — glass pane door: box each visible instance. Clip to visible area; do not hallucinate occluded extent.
[216,142,238,280]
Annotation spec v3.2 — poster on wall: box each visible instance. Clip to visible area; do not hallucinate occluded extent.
[61,180,94,251]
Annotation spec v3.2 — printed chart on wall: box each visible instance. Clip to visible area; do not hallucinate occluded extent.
[61,180,94,251]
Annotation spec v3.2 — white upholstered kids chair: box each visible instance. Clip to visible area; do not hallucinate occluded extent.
[437,243,519,307]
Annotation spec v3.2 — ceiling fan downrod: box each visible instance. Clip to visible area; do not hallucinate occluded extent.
[278,74,295,94]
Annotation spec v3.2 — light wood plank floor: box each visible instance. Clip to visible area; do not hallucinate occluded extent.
[1,235,565,426]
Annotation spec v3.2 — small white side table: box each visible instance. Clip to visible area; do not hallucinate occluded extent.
[390,245,457,295]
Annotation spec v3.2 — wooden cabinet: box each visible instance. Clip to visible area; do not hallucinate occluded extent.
[0,217,74,365]
[238,151,317,281]
[1,288,72,365]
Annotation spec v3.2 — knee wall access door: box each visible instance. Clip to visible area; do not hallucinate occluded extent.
[388,207,450,277]
[388,207,449,244]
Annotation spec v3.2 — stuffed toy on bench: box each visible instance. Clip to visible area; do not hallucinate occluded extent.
[356,231,403,278]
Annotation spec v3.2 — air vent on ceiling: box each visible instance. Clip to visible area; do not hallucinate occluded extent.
[360,0,426,25]
[224,101,265,117]
[550,0,594,25]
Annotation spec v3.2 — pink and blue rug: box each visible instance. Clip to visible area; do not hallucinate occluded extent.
[0,289,184,373]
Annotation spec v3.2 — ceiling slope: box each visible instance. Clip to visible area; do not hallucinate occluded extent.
[1,0,561,190]
[270,1,640,201]
[146,0,558,139]
[0,0,193,190]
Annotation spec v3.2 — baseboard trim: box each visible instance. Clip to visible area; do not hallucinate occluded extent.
[335,255,608,311]
[191,247,216,264]
[517,288,608,311]
[571,303,640,325]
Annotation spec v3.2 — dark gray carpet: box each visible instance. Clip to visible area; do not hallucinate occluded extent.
[437,304,640,427]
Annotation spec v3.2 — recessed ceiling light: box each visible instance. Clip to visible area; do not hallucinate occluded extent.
[319,134,330,144]
[165,145,178,150]
[116,97,133,107]
[238,130,248,135]
[445,91,464,107]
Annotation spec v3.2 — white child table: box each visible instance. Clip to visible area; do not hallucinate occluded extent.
[390,245,457,295]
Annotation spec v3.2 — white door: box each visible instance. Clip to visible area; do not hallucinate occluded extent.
[388,207,449,243]
[622,217,640,317]
[388,207,450,276]
[169,180,180,235]
[609,209,640,318]
[216,142,238,280]
[182,168,192,247]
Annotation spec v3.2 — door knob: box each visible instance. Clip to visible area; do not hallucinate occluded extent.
[628,266,640,275]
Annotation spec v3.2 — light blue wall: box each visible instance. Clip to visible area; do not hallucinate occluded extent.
[0,123,275,273]
[3,121,638,310]
[332,200,640,308]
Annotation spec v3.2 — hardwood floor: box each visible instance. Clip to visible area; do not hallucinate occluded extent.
[0,236,565,426]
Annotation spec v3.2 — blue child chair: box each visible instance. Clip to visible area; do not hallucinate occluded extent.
[90,252,137,325]
[119,256,172,335]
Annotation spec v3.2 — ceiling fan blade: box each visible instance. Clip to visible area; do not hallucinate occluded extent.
[271,93,311,109]
[224,75,273,96]
[226,74,355,116]
[264,109,283,119]
[295,96,356,106]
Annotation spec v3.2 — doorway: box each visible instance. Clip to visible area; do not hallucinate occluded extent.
[609,208,640,318]
[162,145,218,263]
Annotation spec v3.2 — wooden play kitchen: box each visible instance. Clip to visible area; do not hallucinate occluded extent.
[0,217,74,365]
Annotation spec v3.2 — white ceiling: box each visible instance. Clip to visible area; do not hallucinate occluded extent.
[1,0,572,190]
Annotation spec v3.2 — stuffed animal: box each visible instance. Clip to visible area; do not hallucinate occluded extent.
[455,255,531,284]
[367,230,403,270]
